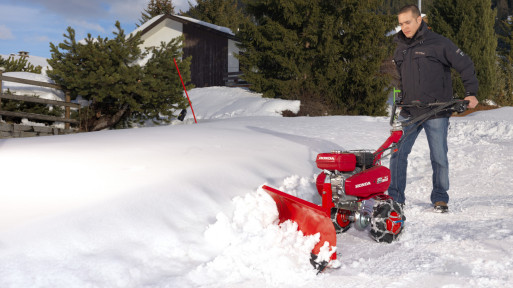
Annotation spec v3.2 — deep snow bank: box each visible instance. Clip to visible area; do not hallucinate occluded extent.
[185,87,300,120]
[0,93,512,288]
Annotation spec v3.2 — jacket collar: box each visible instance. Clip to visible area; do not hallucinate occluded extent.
[395,20,428,46]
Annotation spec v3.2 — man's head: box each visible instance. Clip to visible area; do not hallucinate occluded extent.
[398,5,422,38]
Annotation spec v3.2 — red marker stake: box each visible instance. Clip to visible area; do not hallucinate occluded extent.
[174,58,197,123]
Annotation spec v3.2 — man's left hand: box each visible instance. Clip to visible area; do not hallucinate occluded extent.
[464,96,479,109]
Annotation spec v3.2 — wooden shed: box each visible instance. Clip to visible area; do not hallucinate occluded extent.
[132,14,240,87]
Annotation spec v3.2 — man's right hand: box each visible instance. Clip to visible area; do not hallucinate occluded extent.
[464,96,479,109]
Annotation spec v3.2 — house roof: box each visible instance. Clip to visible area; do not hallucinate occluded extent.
[130,14,238,41]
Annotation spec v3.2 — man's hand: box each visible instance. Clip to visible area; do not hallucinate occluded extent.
[464,95,479,109]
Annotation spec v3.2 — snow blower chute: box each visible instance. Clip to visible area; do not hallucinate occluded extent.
[262,99,469,272]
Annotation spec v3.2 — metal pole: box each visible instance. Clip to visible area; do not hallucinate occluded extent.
[418,0,422,13]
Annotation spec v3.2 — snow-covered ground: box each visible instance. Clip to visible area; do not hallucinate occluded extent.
[0,87,512,288]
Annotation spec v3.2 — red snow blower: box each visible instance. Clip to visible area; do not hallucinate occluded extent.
[262,99,469,271]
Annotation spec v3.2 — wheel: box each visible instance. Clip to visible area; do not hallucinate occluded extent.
[331,208,352,233]
[370,200,405,243]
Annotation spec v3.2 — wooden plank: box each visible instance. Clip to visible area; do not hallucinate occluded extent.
[0,123,13,132]
[0,93,80,108]
[1,75,61,89]
[60,129,76,134]
[32,126,54,133]
[13,124,32,132]
[20,131,38,138]
[0,110,78,124]
[183,23,228,87]
[223,71,249,87]
[65,92,71,130]
[223,75,241,81]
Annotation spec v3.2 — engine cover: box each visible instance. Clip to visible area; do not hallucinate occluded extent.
[316,152,356,172]
[315,171,326,196]
[345,166,391,197]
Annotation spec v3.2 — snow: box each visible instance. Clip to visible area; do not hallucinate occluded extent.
[128,14,165,38]
[1,54,51,75]
[1,71,65,101]
[173,15,234,36]
[0,86,512,287]
[187,86,300,119]
[129,14,234,39]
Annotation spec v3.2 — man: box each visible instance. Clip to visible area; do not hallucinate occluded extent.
[389,4,479,213]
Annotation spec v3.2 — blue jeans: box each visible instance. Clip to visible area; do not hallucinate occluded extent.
[388,117,450,204]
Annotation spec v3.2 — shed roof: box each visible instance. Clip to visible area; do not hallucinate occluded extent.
[130,14,237,41]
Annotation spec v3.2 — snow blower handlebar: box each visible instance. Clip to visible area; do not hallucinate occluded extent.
[390,99,469,126]
[373,129,403,165]
[377,99,470,164]
[392,99,470,128]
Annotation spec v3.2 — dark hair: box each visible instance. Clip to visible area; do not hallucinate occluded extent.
[398,4,421,18]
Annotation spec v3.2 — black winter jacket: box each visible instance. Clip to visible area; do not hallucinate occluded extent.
[393,21,479,119]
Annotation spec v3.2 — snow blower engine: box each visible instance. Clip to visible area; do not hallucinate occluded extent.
[262,99,469,272]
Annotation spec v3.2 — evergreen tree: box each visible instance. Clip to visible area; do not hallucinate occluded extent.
[47,21,191,131]
[138,0,175,27]
[0,55,42,73]
[429,0,497,101]
[493,0,513,52]
[238,0,395,116]
[381,0,414,14]
[136,36,191,126]
[494,0,510,20]
[183,0,247,32]
[380,0,434,15]
[496,18,513,106]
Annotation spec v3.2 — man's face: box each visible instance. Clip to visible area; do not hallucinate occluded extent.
[398,11,422,38]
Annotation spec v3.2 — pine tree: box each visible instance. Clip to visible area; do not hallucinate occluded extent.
[496,18,513,106]
[381,0,414,14]
[380,0,435,14]
[183,0,247,32]
[136,36,192,126]
[238,0,395,116]
[429,0,497,101]
[47,21,191,131]
[138,0,175,27]
[493,0,513,52]
[0,55,42,73]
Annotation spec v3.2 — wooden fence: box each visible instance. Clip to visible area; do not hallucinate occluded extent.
[223,71,250,87]
[0,70,80,138]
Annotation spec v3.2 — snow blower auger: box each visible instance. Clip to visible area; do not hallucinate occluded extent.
[262,99,469,272]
